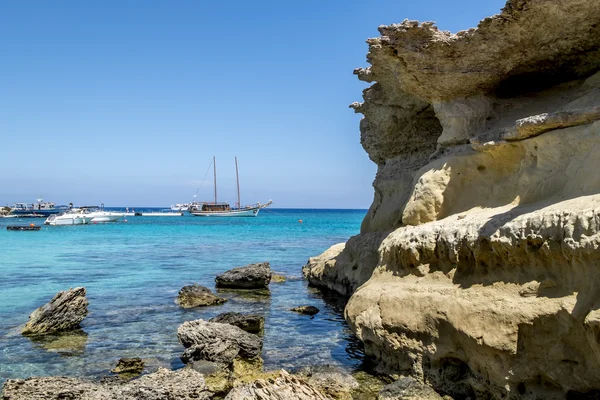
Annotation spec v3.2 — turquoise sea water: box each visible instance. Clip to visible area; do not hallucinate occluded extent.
[0,208,366,384]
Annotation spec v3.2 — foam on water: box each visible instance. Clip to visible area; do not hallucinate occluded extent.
[0,208,366,383]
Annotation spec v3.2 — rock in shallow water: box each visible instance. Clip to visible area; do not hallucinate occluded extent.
[22,287,88,336]
[175,284,227,308]
[215,262,271,289]
[271,273,287,283]
[290,305,320,315]
[178,319,262,365]
[224,370,329,400]
[29,329,88,355]
[112,357,145,377]
[209,312,264,333]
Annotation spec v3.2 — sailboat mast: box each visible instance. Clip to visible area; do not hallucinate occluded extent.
[235,157,241,209]
[213,156,217,204]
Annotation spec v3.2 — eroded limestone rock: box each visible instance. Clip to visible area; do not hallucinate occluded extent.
[377,377,443,400]
[1,368,212,400]
[305,1,600,399]
[297,365,360,400]
[22,287,88,336]
[224,370,328,400]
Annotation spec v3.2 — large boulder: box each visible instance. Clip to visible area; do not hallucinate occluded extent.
[175,284,227,308]
[177,319,262,365]
[209,312,264,334]
[1,368,212,400]
[224,370,329,400]
[215,262,271,289]
[22,287,88,336]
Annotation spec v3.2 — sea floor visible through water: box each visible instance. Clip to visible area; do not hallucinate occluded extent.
[0,208,367,385]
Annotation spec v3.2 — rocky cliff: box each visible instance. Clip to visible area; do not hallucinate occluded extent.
[304,0,600,398]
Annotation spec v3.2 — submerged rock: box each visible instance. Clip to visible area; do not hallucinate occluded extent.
[215,262,271,289]
[29,329,88,356]
[377,377,443,400]
[178,319,262,365]
[112,357,145,378]
[224,370,329,400]
[175,284,227,308]
[209,312,264,333]
[22,287,88,336]
[271,273,287,283]
[1,368,212,400]
[290,305,319,315]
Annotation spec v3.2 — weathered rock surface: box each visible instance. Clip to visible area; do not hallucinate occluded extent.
[176,284,227,308]
[297,365,360,400]
[290,306,320,316]
[377,377,443,400]
[215,262,271,289]
[209,312,264,333]
[303,233,386,296]
[224,370,329,400]
[305,0,600,399]
[22,287,88,336]
[178,319,262,365]
[1,368,212,399]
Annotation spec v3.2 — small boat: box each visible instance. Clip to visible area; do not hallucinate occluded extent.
[189,157,272,217]
[170,203,190,211]
[44,209,95,226]
[10,198,67,217]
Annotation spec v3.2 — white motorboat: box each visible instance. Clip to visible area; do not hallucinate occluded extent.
[170,203,190,211]
[189,157,272,217]
[44,209,95,226]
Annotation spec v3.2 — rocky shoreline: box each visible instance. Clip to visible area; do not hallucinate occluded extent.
[1,262,402,399]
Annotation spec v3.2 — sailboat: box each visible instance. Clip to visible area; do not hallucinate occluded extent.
[189,157,272,217]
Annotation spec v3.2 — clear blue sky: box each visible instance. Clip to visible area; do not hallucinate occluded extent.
[0,0,506,208]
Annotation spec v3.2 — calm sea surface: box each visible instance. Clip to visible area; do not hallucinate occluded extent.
[0,208,366,384]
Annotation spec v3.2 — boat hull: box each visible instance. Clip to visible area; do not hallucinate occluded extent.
[45,216,94,226]
[89,213,124,223]
[190,208,260,217]
[10,209,63,216]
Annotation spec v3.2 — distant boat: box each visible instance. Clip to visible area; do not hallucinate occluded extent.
[189,157,272,217]
[10,198,67,217]
[170,203,190,211]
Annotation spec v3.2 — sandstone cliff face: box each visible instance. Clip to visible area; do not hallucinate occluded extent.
[304,1,600,398]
